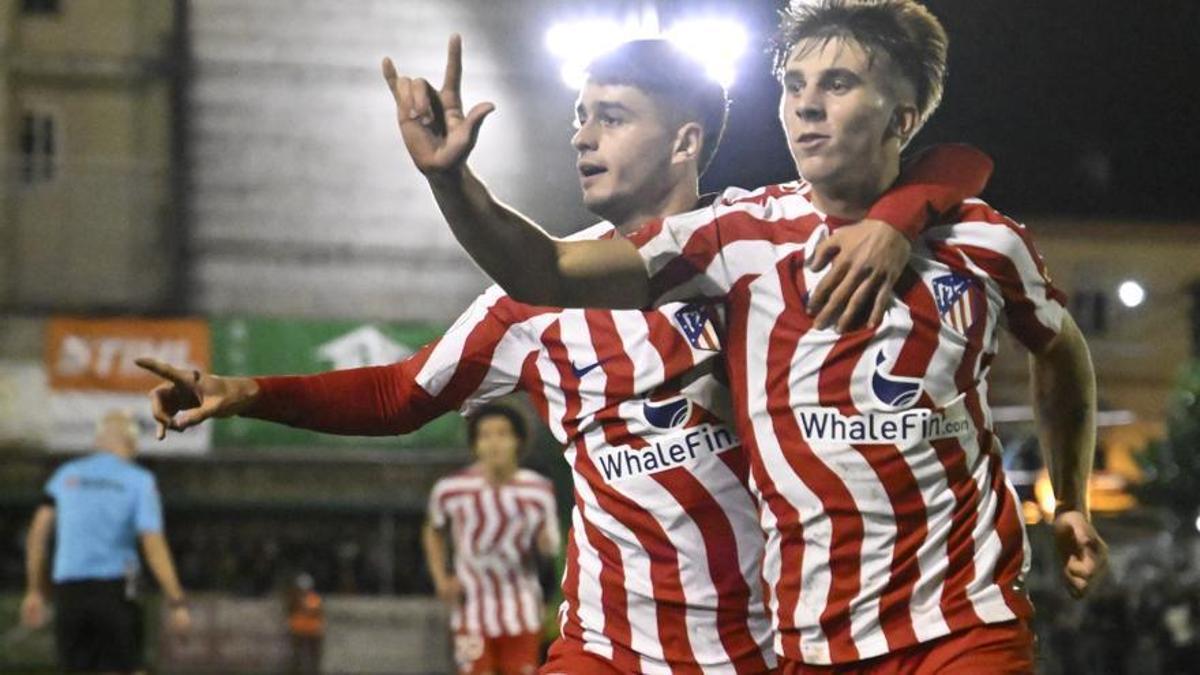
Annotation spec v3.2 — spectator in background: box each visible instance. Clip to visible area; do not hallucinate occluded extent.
[423,404,559,675]
[287,572,325,675]
[20,409,191,675]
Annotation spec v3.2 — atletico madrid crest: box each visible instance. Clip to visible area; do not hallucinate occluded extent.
[931,273,981,335]
[674,304,722,352]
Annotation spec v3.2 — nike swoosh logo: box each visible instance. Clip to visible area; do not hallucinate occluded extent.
[570,359,607,379]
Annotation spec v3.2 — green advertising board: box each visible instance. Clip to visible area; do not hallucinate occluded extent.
[211,318,465,449]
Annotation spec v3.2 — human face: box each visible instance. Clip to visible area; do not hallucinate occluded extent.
[473,416,521,474]
[572,82,681,223]
[779,37,913,197]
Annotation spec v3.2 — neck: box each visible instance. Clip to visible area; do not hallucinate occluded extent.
[610,176,700,237]
[100,444,133,460]
[481,462,517,484]
[809,159,900,221]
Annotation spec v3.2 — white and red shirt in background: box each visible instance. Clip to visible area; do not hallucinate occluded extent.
[428,465,559,637]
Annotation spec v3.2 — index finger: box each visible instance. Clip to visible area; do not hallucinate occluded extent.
[442,33,463,97]
[135,357,192,386]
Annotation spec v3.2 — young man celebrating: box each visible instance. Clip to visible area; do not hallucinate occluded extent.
[140,37,989,674]
[408,2,1109,672]
[423,404,559,675]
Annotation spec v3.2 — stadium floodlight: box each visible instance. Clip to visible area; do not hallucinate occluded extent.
[545,15,748,89]
[545,19,630,89]
[663,18,748,88]
[1117,280,1145,308]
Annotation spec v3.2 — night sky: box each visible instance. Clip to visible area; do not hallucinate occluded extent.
[693,0,1200,221]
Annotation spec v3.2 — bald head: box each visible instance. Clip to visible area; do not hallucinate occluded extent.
[95,409,139,457]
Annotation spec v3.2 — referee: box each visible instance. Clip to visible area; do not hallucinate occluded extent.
[20,410,191,674]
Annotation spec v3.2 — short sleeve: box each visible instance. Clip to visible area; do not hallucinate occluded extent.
[414,286,544,416]
[135,474,164,534]
[942,211,1068,352]
[538,486,561,552]
[427,481,447,529]
[43,467,62,503]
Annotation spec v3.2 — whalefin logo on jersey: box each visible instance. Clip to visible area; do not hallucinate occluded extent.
[871,350,923,410]
[642,396,692,430]
[673,304,721,352]
[932,273,982,335]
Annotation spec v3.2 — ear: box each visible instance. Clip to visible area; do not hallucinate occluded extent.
[888,103,920,145]
[672,121,705,168]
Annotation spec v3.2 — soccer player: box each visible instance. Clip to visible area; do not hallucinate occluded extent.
[20,410,191,675]
[139,38,988,674]
[406,3,1109,673]
[423,404,559,675]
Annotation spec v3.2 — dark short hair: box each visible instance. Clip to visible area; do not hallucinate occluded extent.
[466,403,528,448]
[585,39,730,175]
[772,0,948,134]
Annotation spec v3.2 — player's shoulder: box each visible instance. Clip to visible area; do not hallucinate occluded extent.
[929,198,1036,244]
[46,457,79,485]
[433,465,484,491]
[947,198,1021,227]
[513,468,553,489]
[924,198,1050,271]
[460,283,553,331]
[127,460,156,483]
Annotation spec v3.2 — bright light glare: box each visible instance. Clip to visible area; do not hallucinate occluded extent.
[664,19,748,88]
[545,16,748,89]
[1117,280,1145,308]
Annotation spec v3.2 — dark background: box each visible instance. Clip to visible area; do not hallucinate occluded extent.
[697,0,1200,220]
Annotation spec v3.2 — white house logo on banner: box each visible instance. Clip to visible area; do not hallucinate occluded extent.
[316,325,413,370]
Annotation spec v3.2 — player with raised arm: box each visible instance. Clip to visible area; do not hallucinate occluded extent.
[140,34,991,674]
[407,2,1108,672]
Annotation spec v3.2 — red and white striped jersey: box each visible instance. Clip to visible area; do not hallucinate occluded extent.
[428,465,559,637]
[630,183,1065,665]
[415,223,775,672]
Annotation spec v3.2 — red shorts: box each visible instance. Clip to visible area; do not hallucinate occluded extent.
[454,630,541,675]
[539,637,626,675]
[780,620,1035,674]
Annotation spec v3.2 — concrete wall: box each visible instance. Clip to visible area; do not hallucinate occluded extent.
[187,0,594,323]
[0,0,176,311]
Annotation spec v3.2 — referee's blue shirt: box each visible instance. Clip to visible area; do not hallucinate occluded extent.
[44,452,163,583]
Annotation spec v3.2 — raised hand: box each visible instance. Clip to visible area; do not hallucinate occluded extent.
[382,34,496,175]
[135,358,258,439]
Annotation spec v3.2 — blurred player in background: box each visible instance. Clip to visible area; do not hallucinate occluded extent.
[20,409,191,675]
[137,35,989,674]
[421,1,1110,672]
[423,404,558,675]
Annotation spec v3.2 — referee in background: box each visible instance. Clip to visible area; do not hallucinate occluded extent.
[20,409,191,674]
